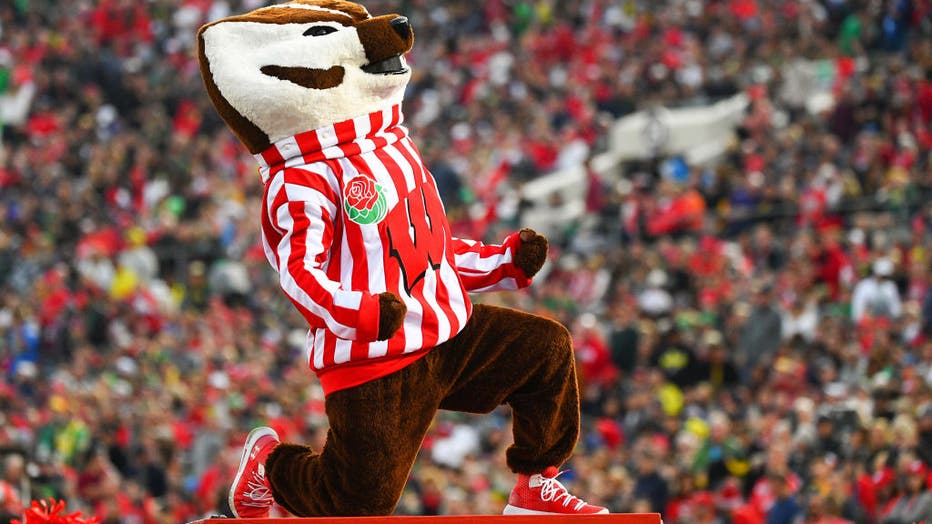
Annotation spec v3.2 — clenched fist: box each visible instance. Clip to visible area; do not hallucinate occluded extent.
[377,292,407,340]
[513,228,549,278]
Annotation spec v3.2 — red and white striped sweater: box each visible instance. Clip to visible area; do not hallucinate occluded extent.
[256,104,532,395]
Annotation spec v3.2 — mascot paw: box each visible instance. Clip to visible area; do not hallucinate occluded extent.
[377,292,407,340]
[514,228,549,278]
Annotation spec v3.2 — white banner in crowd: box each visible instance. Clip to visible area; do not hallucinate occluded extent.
[520,92,749,235]
[608,93,749,164]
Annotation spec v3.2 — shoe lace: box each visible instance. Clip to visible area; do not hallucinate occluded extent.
[241,469,274,508]
[539,470,587,511]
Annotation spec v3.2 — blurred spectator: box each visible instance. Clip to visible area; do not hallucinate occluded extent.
[608,301,639,378]
[766,473,803,524]
[918,406,932,465]
[574,313,618,388]
[76,449,120,516]
[692,411,747,491]
[650,323,700,389]
[693,331,740,392]
[882,460,932,524]
[852,258,903,323]
[736,283,782,380]
[781,293,820,343]
[872,466,902,523]
[803,491,854,524]
[633,451,668,514]
[0,454,24,521]
[691,491,724,524]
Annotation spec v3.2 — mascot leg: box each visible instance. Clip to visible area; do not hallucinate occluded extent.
[264,364,442,517]
[264,304,579,516]
[434,304,580,474]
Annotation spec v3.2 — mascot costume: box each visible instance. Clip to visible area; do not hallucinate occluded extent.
[197,0,607,516]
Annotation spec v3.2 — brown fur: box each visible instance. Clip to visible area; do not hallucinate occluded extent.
[514,228,549,278]
[356,15,415,64]
[260,65,346,90]
[204,10,354,27]
[287,0,371,22]
[209,1,371,26]
[265,304,580,516]
[376,292,407,340]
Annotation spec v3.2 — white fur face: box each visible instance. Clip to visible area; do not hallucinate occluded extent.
[201,17,411,143]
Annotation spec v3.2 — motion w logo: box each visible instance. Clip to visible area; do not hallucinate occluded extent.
[384,185,448,295]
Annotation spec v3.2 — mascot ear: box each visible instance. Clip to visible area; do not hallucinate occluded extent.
[514,229,549,278]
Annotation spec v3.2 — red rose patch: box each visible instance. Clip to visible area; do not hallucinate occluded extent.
[343,176,387,224]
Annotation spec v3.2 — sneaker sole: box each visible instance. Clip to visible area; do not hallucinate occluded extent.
[228,426,279,518]
[503,504,609,515]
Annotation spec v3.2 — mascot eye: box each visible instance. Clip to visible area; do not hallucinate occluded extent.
[304,26,338,37]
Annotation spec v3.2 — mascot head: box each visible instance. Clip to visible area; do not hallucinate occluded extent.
[197,0,414,154]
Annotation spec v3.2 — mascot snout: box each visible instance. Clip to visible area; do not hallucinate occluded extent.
[357,15,414,73]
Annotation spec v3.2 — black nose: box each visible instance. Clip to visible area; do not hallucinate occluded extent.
[391,16,410,39]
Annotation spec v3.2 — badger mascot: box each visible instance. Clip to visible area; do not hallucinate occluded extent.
[197,0,607,516]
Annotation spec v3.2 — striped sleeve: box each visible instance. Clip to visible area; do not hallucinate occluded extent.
[268,169,381,342]
[451,232,533,292]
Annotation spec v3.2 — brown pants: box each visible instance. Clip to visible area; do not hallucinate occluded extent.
[264,304,580,516]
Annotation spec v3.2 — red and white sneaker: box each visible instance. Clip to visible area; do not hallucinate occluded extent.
[229,427,280,518]
[504,467,609,515]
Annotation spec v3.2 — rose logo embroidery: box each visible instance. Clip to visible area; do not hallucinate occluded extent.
[344,176,388,225]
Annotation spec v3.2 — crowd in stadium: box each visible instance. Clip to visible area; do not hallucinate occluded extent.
[1,0,932,522]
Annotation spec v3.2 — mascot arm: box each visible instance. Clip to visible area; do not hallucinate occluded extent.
[272,197,386,343]
[452,228,548,292]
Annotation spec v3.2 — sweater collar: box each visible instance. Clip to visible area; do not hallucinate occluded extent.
[255,104,406,183]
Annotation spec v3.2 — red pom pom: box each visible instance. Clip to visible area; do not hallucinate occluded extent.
[12,498,100,524]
